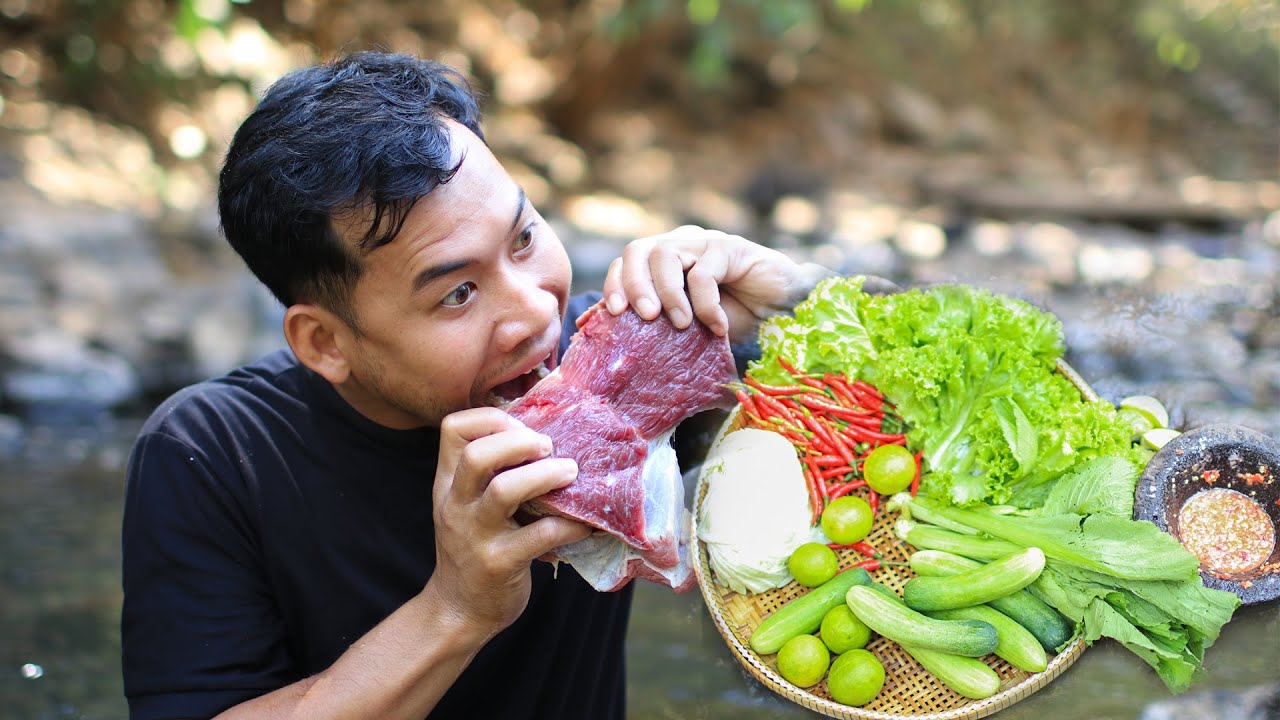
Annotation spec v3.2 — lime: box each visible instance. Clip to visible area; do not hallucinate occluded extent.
[1142,427,1181,450]
[822,496,874,545]
[1117,407,1154,440]
[789,542,839,588]
[776,634,830,689]
[1119,395,1169,430]
[819,605,872,654]
[864,444,916,495]
[826,648,885,706]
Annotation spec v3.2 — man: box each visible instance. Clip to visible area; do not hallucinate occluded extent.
[121,51,834,720]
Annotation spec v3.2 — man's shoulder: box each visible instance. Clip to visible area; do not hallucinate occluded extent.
[138,349,309,444]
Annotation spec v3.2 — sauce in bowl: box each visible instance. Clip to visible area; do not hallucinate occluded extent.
[1177,488,1276,577]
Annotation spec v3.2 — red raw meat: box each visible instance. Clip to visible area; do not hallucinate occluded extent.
[508,302,737,591]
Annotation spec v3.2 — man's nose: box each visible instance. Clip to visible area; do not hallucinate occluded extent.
[493,273,556,354]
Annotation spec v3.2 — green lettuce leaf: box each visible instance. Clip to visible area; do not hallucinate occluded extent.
[750,277,1139,506]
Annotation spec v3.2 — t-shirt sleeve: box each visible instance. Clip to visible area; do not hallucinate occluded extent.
[121,430,294,720]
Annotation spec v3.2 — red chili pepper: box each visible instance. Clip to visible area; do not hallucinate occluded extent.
[869,490,880,515]
[804,457,824,524]
[910,450,923,497]
[820,465,855,479]
[796,395,876,423]
[843,383,880,410]
[777,356,829,391]
[733,388,759,417]
[798,412,838,453]
[844,427,908,444]
[806,454,846,465]
[853,541,881,558]
[852,380,883,400]
[826,480,866,500]
[821,374,861,406]
[752,392,791,420]
[745,376,810,396]
[840,413,887,428]
[849,558,881,572]
[776,356,802,375]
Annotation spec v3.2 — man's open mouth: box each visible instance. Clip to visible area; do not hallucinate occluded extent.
[485,349,558,406]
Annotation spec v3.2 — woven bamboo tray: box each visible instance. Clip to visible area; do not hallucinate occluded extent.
[691,358,1093,720]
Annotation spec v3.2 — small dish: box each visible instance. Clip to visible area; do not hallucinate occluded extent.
[1134,423,1280,605]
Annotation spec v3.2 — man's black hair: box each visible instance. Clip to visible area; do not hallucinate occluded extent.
[217,51,484,330]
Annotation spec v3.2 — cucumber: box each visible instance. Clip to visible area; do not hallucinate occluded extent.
[903,548,1045,611]
[900,644,1002,699]
[859,585,1001,699]
[845,585,999,657]
[749,567,872,655]
[906,525,1021,561]
[910,550,1074,651]
[928,606,1048,673]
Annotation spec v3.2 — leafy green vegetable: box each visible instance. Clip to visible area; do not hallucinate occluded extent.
[750,277,1141,506]
[891,494,1240,692]
[905,496,1201,582]
[1030,562,1240,692]
[1040,456,1140,516]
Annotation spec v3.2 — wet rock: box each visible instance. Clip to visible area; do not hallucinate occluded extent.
[1139,681,1280,720]
[0,327,140,409]
[947,105,1002,151]
[0,413,23,460]
[187,275,286,381]
[881,84,948,148]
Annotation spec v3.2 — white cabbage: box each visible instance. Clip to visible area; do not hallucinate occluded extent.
[697,428,819,595]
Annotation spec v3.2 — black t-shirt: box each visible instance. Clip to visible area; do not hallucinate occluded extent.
[121,293,633,720]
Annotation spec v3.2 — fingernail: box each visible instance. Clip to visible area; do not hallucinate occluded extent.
[607,293,625,314]
[563,461,578,480]
[540,436,553,455]
[668,308,688,327]
[635,296,657,318]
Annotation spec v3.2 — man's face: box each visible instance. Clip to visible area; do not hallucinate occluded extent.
[331,121,572,429]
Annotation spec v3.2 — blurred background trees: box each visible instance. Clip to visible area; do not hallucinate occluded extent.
[1,0,1276,224]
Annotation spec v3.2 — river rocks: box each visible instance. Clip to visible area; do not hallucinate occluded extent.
[0,182,283,415]
[0,326,139,409]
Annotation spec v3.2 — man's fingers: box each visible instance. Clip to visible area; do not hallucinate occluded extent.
[603,258,627,315]
[618,239,661,320]
[685,247,731,335]
[504,515,593,563]
[437,407,524,479]
[648,244,693,328]
[450,427,552,501]
[482,457,578,520]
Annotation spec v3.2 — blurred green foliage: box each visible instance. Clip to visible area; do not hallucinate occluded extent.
[0,0,1275,198]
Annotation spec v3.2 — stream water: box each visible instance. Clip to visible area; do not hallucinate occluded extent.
[2,218,1278,719]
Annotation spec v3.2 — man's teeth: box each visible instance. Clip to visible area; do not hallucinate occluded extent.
[485,358,554,407]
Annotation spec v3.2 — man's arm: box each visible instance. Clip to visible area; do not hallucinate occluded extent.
[601,225,837,345]
[209,408,588,720]
[124,409,586,720]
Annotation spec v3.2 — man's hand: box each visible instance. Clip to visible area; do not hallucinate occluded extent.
[602,225,833,344]
[429,408,591,638]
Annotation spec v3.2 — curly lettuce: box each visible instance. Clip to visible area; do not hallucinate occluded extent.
[749,277,1142,507]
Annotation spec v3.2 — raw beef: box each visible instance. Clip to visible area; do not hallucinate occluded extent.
[508,302,737,591]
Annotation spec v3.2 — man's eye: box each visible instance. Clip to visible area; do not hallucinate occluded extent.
[514,228,533,252]
[442,282,476,307]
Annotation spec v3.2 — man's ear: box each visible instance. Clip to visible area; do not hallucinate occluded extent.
[284,304,351,385]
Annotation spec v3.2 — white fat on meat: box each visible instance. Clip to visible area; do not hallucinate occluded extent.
[545,428,696,592]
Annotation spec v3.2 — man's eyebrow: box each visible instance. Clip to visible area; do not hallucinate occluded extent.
[510,186,527,234]
[412,259,472,296]
[412,188,527,296]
